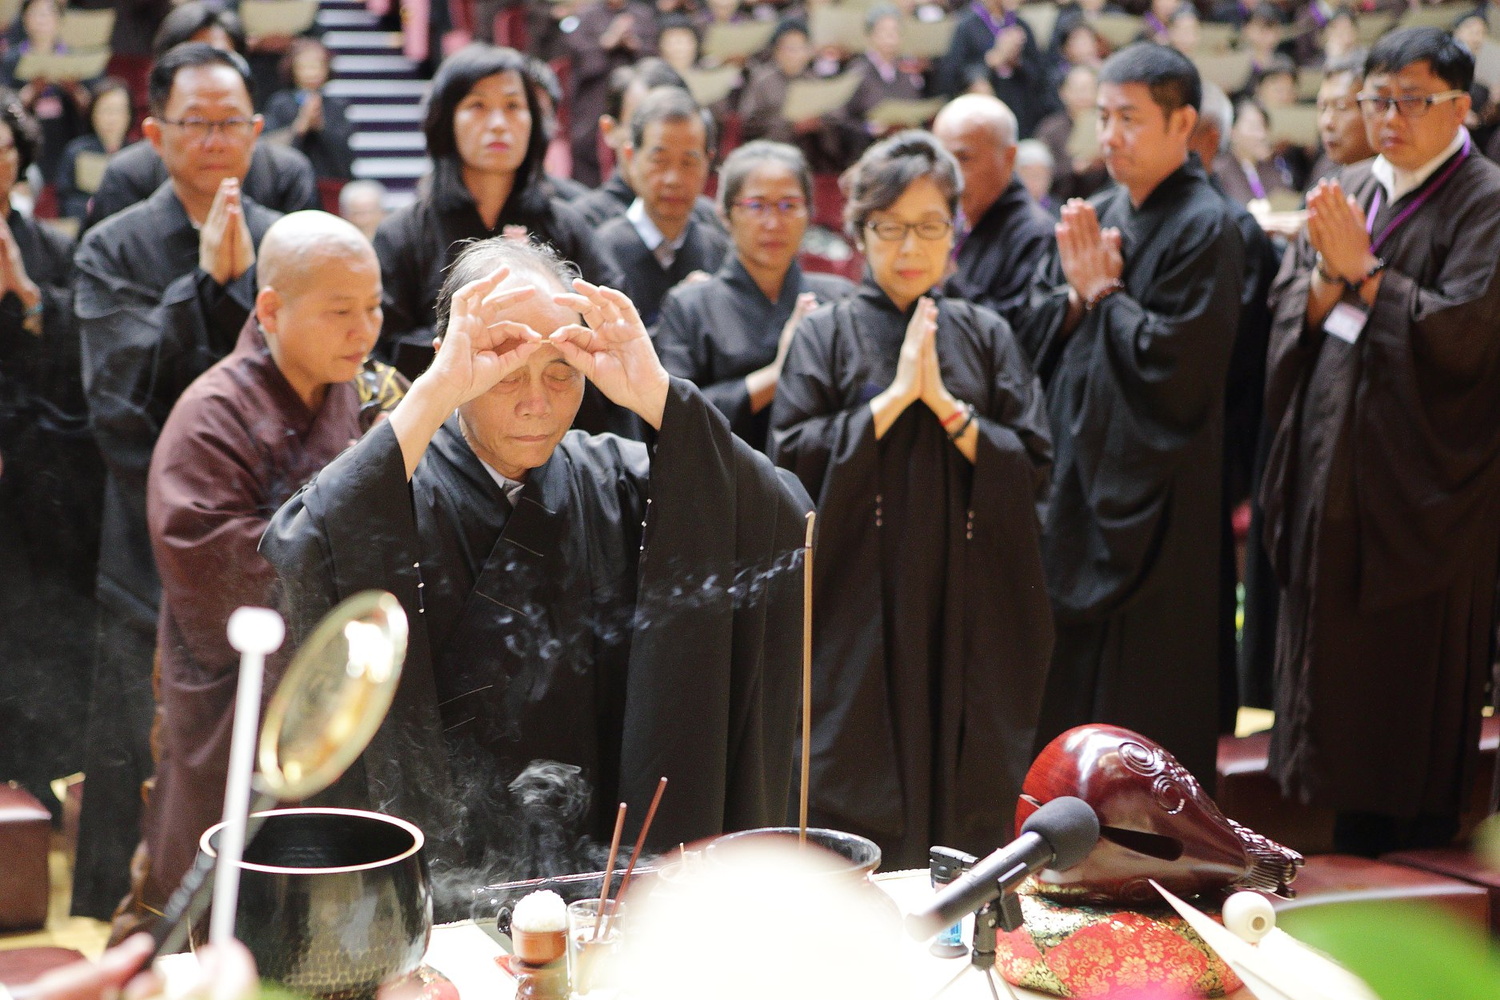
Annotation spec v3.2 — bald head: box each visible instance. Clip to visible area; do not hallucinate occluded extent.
[933,94,1021,222]
[253,211,383,410]
[933,94,1018,149]
[258,210,378,301]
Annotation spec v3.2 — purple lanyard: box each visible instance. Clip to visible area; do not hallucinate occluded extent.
[973,1,1016,36]
[1365,135,1471,255]
[1309,4,1329,28]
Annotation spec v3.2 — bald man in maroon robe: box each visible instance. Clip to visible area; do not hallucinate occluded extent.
[129,212,404,926]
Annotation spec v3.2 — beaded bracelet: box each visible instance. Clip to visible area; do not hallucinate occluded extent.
[1084,279,1124,311]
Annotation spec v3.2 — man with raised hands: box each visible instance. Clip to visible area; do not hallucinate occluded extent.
[261,239,809,910]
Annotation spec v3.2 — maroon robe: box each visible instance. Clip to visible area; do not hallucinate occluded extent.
[1260,146,1500,823]
[139,319,382,910]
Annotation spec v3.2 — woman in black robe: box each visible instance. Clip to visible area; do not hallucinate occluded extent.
[372,44,619,379]
[768,132,1054,869]
[656,141,853,453]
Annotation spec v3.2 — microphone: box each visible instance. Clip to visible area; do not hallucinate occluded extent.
[904,796,1100,941]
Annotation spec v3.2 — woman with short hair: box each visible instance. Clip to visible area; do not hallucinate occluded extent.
[655,141,853,452]
[769,131,1054,870]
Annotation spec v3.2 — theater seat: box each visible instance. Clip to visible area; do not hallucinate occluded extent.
[0,781,51,932]
[1274,854,1491,932]
[0,948,85,988]
[1215,731,1335,854]
[1381,848,1500,936]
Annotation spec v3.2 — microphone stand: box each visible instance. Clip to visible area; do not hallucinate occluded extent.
[969,893,1024,1000]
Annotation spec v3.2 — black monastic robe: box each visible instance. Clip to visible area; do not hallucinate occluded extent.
[1017,158,1244,789]
[656,257,853,452]
[769,284,1054,870]
[261,379,810,906]
[71,182,280,918]
[1260,146,1500,822]
[372,158,621,378]
[594,213,730,329]
[946,178,1056,328]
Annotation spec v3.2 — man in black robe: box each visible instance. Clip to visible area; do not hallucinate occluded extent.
[72,44,280,921]
[81,18,319,233]
[933,94,1056,328]
[261,239,809,908]
[1017,43,1244,788]
[596,88,729,329]
[570,59,721,232]
[1189,82,1282,725]
[1261,28,1500,855]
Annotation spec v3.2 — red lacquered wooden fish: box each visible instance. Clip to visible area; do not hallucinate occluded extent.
[1015,725,1302,906]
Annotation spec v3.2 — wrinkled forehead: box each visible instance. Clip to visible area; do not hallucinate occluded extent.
[493,270,581,335]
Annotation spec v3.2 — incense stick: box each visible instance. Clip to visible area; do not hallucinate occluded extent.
[592,801,627,942]
[614,777,667,903]
[599,777,668,940]
[800,511,815,846]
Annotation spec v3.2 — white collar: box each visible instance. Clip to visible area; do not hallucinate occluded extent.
[476,459,526,507]
[625,197,687,254]
[1371,126,1467,202]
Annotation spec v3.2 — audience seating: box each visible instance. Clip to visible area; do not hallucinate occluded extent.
[0,781,51,933]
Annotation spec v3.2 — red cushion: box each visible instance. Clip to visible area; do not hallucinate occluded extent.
[0,783,50,932]
[0,947,84,987]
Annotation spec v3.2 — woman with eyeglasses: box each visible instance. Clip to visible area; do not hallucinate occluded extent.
[768,131,1054,870]
[655,141,853,453]
[373,44,619,380]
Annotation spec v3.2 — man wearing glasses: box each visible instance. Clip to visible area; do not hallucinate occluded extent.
[1016,42,1245,790]
[70,43,282,926]
[934,94,1057,329]
[1260,27,1500,857]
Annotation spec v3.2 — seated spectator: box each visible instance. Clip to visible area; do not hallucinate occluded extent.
[739,19,864,172]
[1250,55,1298,107]
[1241,4,1288,76]
[656,140,853,452]
[1315,7,1361,68]
[565,0,660,186]
[83,2,318,231]
[1214,96,1294,206]
[597,86,729,329]
[372,44,617,380]
[934,0,1055,136]
[3,0,93,189]
[849,4,928,143]
[1168,7,1202,58]
[1140,0,1182,46]
[1033,64,1107,202]
[1013,137,1056,212]
[339,177,388,240]
[263,37,355,183]
[1051,21,1103,84]
[659,13,703,75]
[57,77,133,222]
[1049,0,1125,55]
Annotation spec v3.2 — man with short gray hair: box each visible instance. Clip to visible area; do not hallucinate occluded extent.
[934,94,1055,326]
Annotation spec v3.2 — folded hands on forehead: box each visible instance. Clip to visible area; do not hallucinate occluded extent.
[432,266,672,431]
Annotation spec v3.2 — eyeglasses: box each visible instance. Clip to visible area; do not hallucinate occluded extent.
[158,115,261,141]
[1354,90,1465,118]
[732,197,808,217]
[1315,97,1357,114]
[864,218,953,242]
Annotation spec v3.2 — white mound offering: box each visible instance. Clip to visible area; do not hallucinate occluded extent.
[513,889,569,966]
